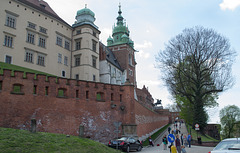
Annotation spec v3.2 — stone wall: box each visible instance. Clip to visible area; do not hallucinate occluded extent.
[0,69,169,143]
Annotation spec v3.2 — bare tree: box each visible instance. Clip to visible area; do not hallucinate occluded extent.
[156,26,236,131]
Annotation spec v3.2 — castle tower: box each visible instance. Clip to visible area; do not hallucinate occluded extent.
[71,5,101,81]
[107,4,137,86]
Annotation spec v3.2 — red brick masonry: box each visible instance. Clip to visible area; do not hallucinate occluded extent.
[0,69,168,143]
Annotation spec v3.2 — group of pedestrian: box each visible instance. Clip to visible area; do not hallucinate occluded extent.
[148,122,192,153]
[164,122,192,153]
[167,133,192,153]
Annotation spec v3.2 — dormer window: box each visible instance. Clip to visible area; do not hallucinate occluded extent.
[40,4,46,9]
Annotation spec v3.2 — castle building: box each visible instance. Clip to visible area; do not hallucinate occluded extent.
[0,0,138,86]
[0,0,169,143]
[0,0,100,82]
[0,0,155,107]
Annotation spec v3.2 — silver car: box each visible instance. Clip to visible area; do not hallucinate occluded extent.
[209,138,240,153]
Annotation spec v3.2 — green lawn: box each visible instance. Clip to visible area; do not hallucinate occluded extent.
[0,127,122,153]
[142,124,170,146]
[186,124,219,142]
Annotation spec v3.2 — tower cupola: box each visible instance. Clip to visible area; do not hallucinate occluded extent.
[108,3,134,48]
[75,5,95,24]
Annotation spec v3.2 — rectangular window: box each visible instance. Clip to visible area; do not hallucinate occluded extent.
[75,74,79,80]
[58,53,62,63]
[56,36,62,46]
[129,69,133,76]
[39,36,46,48]
[111,93,114,101]
[76,40,81,50]
[64,40,70,50]
[33,85,37,94]
[76,90,79,98]
[5,55,12,64]
[86,91,89,100]
[93,75,96,81]
[28,22,36,29]
[92,40,97,52]
[13,84,22,93]
[58,88,65,97]
[4,35,13,47]
[25,51,34,63]
[93,31,96,37]
[64,56,68,66]
[6,14,16,28]
[92,56,97,68]
[62,70,66,77]
[37,54,45,66]
[45,86,48,95]
[27,31,35,44]
[76,30,81,34]
[0,81,2,91]
[39,26,47,34]
[75,55,81,66]
[120,94,122,102]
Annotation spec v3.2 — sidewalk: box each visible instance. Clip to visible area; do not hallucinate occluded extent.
[140,122,214,153]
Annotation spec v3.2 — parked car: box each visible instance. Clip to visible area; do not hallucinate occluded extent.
[209,138,240,153]
[108,137,142,152]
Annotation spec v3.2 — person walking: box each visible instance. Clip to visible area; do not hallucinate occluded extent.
[181,134,183,145]
[187,133,192,148]
[181,145,187,153]
[171,144,177,153]
[168,126,171,134]
[149,136,154,147]
[183,135,188,147]
[169,143,177,153]
[175,135,181,153]
[162,135,168,150]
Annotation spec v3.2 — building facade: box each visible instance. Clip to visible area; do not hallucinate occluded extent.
[0,0,171,143]
[0,0,101,82]
[0,0,137,86]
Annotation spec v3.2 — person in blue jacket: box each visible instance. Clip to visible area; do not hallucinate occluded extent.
[187,133,192,148]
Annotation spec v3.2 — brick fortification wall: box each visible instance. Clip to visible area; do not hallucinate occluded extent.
[0,69,168,143]
[135,101,169,139]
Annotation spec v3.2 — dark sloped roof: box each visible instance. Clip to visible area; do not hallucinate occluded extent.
[100,42,123,71]
[16,0,71,27]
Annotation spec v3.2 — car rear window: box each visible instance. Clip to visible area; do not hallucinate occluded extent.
[214,140,240,150]
[118,137,127,141]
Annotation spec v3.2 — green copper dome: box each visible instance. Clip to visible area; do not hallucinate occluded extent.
[107,36,113,41]
[121,34,128,39]
[107,4,134,49]
[77,7,95,17]
[74,5,97,26]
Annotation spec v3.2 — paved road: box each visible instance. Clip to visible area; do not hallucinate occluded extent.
[138,122,214,153]
[139,145,214,153]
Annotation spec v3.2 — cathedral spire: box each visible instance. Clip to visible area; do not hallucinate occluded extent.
[117,3,123,26]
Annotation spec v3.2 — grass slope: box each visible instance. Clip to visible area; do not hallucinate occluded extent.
[186,124,219,142]
[0,128,122,153]
[142,124,170,146]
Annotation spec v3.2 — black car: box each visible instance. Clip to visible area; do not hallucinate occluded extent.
[108,137,142,152]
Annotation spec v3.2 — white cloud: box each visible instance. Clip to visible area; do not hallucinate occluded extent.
[135,41,153,50]
[220,0,240,11]
[138,80,161,86]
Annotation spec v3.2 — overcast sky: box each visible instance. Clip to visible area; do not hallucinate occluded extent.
[45,0,240,123]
